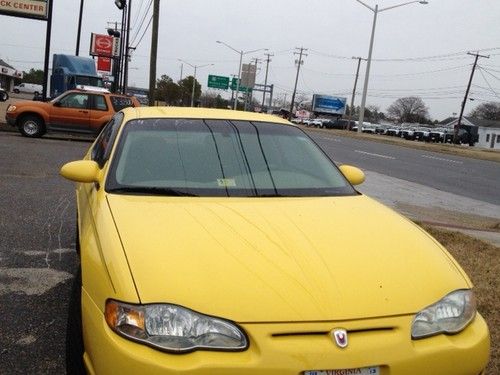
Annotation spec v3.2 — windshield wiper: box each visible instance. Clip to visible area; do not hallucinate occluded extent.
[108,187,198,197]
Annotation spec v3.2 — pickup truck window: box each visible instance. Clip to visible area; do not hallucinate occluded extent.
[92,95,108,111]
[59,93,89,109]
[110,96,134,112]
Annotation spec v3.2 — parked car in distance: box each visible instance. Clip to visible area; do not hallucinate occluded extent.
[386,126,402,137]
[429,128,446,143]
[402,128,416,140]
[413,127,431,142]
[5,88,140,138]
[60,107,489,375]
[0,85,8,102]
[13,83,43,95]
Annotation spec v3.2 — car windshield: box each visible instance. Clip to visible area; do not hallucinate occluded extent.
[106,118,356,197]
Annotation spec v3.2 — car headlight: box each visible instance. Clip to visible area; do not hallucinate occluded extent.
[105,300,248,353]
[7,105,17,112]
[411,289,476,339]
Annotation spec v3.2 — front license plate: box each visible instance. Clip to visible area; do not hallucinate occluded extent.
[304,367,379,375]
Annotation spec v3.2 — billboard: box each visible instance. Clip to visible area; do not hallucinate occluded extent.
[241,63,256,88]
[312,94,347,115]
[0,0,49,20]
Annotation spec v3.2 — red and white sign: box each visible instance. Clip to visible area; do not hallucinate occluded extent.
[296,110,311,119]
[97,57,112,73]
[90,33,117,57]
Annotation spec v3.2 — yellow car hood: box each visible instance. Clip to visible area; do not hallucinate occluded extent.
[107,194,469,322]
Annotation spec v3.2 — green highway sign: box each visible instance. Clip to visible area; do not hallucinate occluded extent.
[231,77,252,92]
[207,75,229,90]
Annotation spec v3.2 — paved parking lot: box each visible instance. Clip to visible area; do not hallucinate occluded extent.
[0,132,88,373]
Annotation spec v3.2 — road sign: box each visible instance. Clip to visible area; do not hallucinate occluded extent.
[230,78,251,92]
[207,75,229,90]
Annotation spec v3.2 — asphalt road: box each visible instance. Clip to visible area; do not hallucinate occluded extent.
[0,132,88,374]
[307,130,500,206]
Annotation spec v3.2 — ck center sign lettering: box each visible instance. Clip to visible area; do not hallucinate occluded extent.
[0,0,48,20]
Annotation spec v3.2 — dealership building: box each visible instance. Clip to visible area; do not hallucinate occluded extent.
[0,59,23,91]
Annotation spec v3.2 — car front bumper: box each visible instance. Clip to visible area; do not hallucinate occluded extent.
[82,290,490,375]
[5,113,17,127]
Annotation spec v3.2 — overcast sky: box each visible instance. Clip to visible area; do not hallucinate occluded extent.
[1,0,499,119]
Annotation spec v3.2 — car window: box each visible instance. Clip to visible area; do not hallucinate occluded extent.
[110,96,134,112]
[58,93,89,109]
[106,119,355,197]
[92,95,108,111]
[91,113,123,167]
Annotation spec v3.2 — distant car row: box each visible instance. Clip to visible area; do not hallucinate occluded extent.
[292,118,478,146]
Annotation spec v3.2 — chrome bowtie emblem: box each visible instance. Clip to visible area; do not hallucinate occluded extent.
[332,328,348,348]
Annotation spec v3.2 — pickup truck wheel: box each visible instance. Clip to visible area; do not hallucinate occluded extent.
[13,89,19,94]
[19,115,45,138]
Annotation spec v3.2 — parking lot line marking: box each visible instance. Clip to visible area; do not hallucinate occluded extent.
[354,150,396,160]
[421,155,463,164]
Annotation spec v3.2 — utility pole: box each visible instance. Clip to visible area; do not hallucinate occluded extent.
[148,0,160,106]
[455,51,490,143]
[123,0,132,94]
[262,53,273,109]
[289,47,307,120]
[42,0,54,100]
[75,0,85,56]
[346,57,364,130]
[180,63,183,81]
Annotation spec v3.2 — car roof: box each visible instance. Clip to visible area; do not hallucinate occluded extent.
[121,106,292,125]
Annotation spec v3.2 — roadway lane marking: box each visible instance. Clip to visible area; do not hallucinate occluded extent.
[421,155,463,164]
[318,136,341,142]
[354,150,396,160]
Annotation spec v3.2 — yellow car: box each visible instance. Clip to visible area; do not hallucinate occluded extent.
[61,107,489,375]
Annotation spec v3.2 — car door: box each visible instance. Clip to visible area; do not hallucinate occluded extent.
[49,92,91,132]
[89,94,111,134]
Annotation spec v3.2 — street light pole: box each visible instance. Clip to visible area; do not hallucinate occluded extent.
[235,51,243,110]
[357,3,378,133]
[191,65,197,107]
[216,41,268,110]
[354,0,429,133]
[178,59,214,107]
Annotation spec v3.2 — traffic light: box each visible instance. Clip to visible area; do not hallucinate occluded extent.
[114,0,126,9]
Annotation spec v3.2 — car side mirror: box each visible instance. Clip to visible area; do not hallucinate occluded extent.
[339,165,365,186]
[60,160,100,183]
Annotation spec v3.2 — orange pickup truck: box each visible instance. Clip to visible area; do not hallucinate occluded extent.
[5,88,140,137]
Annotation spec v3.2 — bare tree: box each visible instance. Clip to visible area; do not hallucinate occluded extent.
[468,101,500,121]
[387,96,429,123]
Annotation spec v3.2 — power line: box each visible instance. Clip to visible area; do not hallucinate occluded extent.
[131,0,146,29]
[130,0,153,46]
[133,15,153,49]
[478,67,500,99]
[309,47,500,62]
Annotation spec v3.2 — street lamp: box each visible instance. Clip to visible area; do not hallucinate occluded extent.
[216,41,268,110]
[178,59,214,107]
[355,0,428,133]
